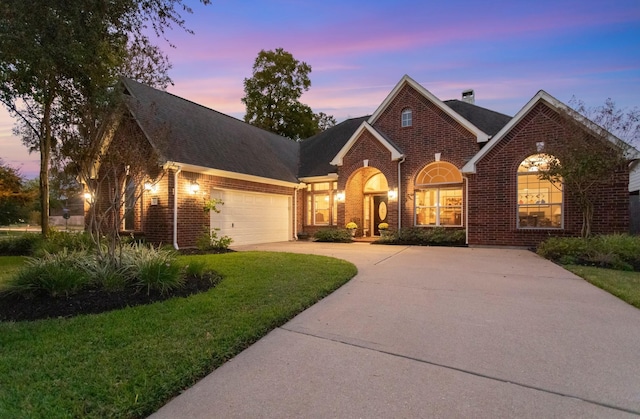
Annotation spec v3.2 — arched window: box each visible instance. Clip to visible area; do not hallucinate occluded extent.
[517,154,563,229]
[401,108,412,127]
[415,162,463,226]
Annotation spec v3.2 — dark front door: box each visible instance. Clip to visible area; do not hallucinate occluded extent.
[373,195,388,236]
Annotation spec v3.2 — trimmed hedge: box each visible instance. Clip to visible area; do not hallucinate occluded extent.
[375,227,466,246]
[313,228,353,243]
[537,234,640,271]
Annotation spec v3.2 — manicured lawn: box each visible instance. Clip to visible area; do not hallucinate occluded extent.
[0,251,357,419]
[565,265,640,309]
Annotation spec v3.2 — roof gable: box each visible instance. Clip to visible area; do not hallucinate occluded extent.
[330,121,404,166]
[369,75,490,143]
[121,78,300,184]
[462,90,640,174]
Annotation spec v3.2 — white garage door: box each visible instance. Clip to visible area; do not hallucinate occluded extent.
[210,189,292,246]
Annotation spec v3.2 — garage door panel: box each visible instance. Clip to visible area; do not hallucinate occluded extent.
[210,189,291,246]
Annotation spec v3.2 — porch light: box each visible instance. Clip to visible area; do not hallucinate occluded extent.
[144,181,158,194]
[336,191,345,202]
[190,181,200,194]
[387,188,398,200]
[83,191,94,203]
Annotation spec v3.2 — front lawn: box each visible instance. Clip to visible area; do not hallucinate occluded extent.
[0,251,357,418]
[565,265,640,309]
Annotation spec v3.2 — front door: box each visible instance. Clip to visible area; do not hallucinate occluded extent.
[373,195,388,236]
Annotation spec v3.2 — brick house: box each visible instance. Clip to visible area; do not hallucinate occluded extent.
[97,76,638,248]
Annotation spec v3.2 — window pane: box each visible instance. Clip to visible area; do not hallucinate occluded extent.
[306,195,312,225]
[314,182,330,191]
[517,155,562,229]
[314,193,329,224]
[402,109,412,127]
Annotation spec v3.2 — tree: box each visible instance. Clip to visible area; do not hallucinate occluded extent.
[0,0,210,237]
[242,48,335,140]
[0,159,35,225]
[539,99,640,237]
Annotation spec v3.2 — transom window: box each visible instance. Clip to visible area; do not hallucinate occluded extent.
[415,162,463,227]
[306,182,337,226]
[401,108,412,127]
[517,154,563,229]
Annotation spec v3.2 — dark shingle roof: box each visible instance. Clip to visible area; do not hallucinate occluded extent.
[121,78,300,183]
[299,116,370,177]
[444,100,511,137]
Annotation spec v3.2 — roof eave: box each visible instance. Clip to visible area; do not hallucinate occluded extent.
[330,122,404,166]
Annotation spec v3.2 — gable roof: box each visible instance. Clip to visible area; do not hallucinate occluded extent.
[461,90,640,174]
[330,121,405,167]
[443,100,511,137]
[121,78,300,184]
[299,116,369,177]
[368,75,490,143]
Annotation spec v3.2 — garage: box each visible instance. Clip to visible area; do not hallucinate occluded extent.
[210,189,292,246]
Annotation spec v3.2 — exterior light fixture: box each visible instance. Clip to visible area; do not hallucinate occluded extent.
[387,188,398,200]
[336,191,345,202]
[144,181,158,193]
[190,181,200,194]
[83,192,94,203]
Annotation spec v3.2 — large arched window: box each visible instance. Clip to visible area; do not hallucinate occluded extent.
[517,154,563,229]
[415,162,463,226]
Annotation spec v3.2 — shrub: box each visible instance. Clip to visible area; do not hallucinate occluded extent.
[196,227,233,251]
[6,250,92,297]
[377,227,465,246]
[33,229,93,256]
[0,233,42,256]
[314,228,353,243]
[121,243,184,294]
[537,234,640,271]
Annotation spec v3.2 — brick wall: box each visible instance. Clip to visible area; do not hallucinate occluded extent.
[140,169,296,248]
[468,102,630,247]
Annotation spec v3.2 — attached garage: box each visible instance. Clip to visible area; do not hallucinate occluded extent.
[210,189,292,246]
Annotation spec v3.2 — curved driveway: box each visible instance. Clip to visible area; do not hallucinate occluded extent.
[151,242,640,418]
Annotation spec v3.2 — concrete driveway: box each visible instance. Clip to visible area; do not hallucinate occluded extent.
[151,242,640,418]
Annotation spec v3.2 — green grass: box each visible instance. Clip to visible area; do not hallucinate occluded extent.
[0,256,26,291]
[0,252,357,418]
[565,265,640,309]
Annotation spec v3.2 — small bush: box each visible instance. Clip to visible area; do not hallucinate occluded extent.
[6,251,92,297]
[33,229,93,256]
[537,234,640,271]
[377,227,465,246]
[196,227,233,251]
[122,243,184,294]
[0,234,42,256]
[182,259,208,277]
[313,228,353,243]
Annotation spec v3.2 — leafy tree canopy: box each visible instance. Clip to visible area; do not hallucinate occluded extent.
[242,48,335,140]
[0,159,36,225]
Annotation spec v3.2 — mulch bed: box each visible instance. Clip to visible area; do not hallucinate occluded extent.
[0,273,222,323]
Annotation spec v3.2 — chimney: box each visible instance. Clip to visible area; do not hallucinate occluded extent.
[462,89,475,104]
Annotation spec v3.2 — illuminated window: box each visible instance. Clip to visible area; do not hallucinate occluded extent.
[401,108,412,127]
[306,182,337,226]
[415,162,463,226]
[517,154,563,229]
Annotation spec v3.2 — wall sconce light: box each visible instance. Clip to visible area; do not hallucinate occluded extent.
[83,191,94,203]
[387,188,398,200]
[336,191,345,202]
[190,181,200,194]
[144,181,158,194]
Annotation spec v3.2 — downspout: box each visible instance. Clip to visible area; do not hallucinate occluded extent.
[464,175,469,246]
[397,157,405,231]
[173,165,182,250]
[293,187,298,240]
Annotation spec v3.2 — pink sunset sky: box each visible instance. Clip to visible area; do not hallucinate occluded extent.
[2,0,640,178]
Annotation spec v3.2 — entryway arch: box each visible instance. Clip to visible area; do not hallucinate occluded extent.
[345,167,390,237]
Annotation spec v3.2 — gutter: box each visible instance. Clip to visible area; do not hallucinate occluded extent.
[464,175,469,246]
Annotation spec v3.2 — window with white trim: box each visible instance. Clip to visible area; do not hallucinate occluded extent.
[517,154,563,228]
[414,162,463,227]
[401,108,412,127]
[306,182,338,226]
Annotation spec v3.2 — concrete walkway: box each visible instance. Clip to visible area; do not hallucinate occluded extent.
[151,242,640,418]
